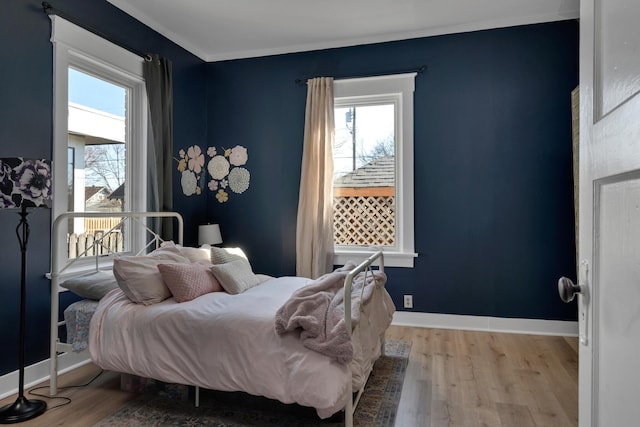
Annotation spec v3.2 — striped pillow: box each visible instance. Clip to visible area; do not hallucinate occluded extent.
[210,246,247,264]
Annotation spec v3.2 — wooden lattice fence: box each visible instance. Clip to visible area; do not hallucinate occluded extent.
[333,195,395,246]
[84,217,123,235]
[67,230,123,258]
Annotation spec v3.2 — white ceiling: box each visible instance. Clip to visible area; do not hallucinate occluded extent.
[107,0,579,62]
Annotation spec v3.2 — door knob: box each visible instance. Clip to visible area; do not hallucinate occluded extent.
[558,276,582,303]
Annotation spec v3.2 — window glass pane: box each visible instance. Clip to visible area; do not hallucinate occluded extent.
[67,147,74,212]
[333,103,395,247]
[68,68,126,116]
[67,68,127,258]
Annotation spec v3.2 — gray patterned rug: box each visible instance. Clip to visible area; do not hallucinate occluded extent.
[94,339,411,427]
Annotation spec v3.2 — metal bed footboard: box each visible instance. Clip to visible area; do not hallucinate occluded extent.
[48,211,184,396]
[343,250,385,427]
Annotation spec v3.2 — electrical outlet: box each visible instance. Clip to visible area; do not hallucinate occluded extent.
[403,294,413,309]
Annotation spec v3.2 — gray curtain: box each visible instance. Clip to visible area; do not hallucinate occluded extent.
[144,54,173,240]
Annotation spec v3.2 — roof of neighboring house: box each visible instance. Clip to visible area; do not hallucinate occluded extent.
[108,183,124,200]
[85,186,111,202]
[334,156,394,188]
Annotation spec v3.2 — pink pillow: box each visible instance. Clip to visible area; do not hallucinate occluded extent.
[157,262,223,302]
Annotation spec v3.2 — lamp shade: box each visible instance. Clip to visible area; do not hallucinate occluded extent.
[198,224,222,246]
[0,158,52,209]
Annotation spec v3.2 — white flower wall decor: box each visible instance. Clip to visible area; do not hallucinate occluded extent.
[176,144,250,202]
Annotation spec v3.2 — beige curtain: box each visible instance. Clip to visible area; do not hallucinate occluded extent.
[296,77,335,278]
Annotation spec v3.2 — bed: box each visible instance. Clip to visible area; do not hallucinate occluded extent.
[49,211,395,426]
[49,212,185,375]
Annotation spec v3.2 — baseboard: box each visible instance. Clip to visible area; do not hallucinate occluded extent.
[391,311,578,336]
[0,352,91,400]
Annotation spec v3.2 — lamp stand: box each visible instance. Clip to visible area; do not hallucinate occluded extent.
[0,206,46,424]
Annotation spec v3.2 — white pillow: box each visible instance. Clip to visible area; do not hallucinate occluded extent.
[113,250,189,305]
[154,241,185,257]
[177,246,211,263]
[60,270,118,300]
[210,258,262,294]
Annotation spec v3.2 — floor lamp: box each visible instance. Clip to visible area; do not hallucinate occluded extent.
[0,158,51,424]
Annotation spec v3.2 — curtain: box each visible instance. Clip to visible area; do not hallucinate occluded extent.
[144,54,173,240]
[296,77,335,278]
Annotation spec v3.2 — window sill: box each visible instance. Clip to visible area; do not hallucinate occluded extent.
[334,249,417,268]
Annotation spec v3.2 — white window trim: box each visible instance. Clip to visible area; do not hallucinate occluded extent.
[50,16,148,274]
[333,73,417,268]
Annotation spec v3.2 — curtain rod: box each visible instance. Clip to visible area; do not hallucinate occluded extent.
[294,65,426,85]
[42,2,152,61]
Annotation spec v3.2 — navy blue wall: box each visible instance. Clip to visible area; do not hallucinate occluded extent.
[0,0,578,380]
[0,0,206,376]
[205,21,579,321]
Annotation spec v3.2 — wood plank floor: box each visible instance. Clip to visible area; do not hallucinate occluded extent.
[0,326,578,427]
[388,326,578,427]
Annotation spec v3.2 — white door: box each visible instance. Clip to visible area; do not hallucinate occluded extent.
[566,0,640,426]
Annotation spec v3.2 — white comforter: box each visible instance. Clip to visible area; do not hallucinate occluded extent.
[89,275,394,418]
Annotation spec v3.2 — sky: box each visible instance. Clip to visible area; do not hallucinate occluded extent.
[68,68,126,116]
[334,104,394,177]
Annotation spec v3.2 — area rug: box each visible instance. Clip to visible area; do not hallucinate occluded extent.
[94,339,411,427]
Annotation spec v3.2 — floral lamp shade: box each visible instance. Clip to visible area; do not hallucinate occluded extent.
[0,158,52,209]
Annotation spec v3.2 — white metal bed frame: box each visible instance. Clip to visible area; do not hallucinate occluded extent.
[49,211,184,395]
[48,211,385,427]
[343,250,386,427]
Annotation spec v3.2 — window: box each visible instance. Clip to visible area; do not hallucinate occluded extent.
[333,74,417,267]
[67,70,126,236]
[51,16,147,272]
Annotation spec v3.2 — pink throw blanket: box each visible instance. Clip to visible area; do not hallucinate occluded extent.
[274,263,387,364]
